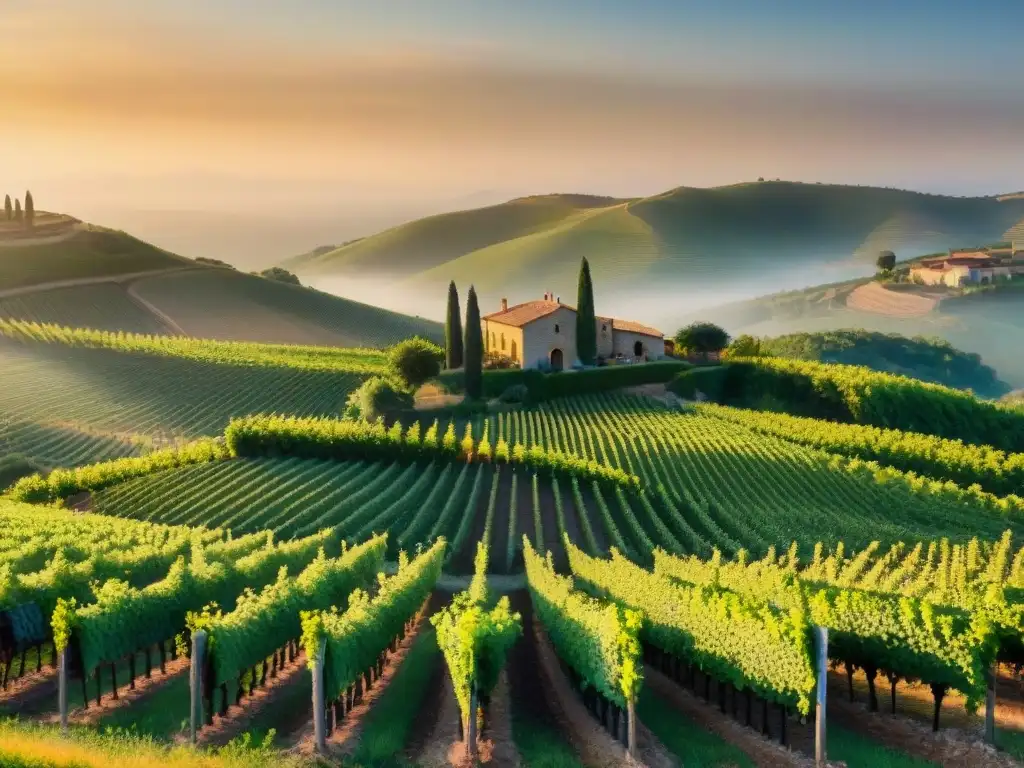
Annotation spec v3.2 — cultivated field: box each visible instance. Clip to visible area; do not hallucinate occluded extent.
[6,322,1024,767]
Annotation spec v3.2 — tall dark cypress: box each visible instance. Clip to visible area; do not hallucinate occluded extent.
[575,257,597,365]
[24,190,34,228]
[463,286,483,399]
[3,195,11,221]
[445,281,464,369]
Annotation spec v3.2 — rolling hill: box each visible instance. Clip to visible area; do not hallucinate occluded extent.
[0,221,442,348]
[286,182,1024,326]
[697,278,1024,389]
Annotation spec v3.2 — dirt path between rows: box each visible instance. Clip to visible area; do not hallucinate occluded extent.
[826,670,1019,767]
[528,607,673,768]
[0,665,59,714]
[196,647,310,748]
[293,604,430,759]
[642,665,823,768]
[57,657,191,727]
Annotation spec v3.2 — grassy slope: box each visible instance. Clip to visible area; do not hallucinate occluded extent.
[132,269,442,347]
[699,281,1024,389]
[288,182,1024,295]
[0,226,192,291]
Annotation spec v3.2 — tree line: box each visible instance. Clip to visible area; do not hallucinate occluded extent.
[3,190,35,226]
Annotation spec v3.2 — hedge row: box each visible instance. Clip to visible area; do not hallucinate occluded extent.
[225,414,641,491]
[437,361,691,401]
[668,358,1024,452]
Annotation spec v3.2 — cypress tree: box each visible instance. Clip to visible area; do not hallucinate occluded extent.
[575,257,597,365]
[4,195,11,221]
[24,190,34,227]
[445,281,464,369]
[463,285,483,400]
[13,199,21,222]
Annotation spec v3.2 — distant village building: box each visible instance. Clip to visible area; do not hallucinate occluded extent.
[481,292,664,371]
[908,242,1024,287]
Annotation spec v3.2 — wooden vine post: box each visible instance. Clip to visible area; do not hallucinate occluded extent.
[58,647,69,733]
[190,630,207,745]
[466,684,479,760]
[814,626,828,767]
[627,694,636,759]
[312,637,328,755]
[985,662,997,745]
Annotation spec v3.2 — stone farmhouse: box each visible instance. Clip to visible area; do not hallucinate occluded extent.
[908,242,1024,287]
[481,292,664,371]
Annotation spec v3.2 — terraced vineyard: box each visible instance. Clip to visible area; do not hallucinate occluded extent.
[0,340,370,443]
[90,394,1024,577]
[0,284,174,335]
[0,417,142,472]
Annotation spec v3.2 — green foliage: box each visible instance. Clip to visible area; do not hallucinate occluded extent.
[432,543,522,723]
[524,538,643,707]
[701,403,1024,497]
[197,535,386,690]
[725,334,763,358]
[344,376,414,422]
[60,529,340,672]
[705,357,1024,452]
[567,540,816,715]
[224,413,640,491]
[301,539,445,701]
[673,322,730,356]
[654,547,1000,710]
[666,366,731,401]
[388,337,443,389]
[748,330,1009,397]
[576,257,597,366]
[8,439,231,505]
[0,318,389,375]
[257,267,301,285]
[436,360,689,400]
[23,191,34,227]
[463,286,484,399]
[445,281,464,369]
[876,250,897,271]
[498,384,530,404]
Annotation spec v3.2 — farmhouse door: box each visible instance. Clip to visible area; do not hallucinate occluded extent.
[550,348,564,371]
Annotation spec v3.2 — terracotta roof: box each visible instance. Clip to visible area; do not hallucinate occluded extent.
[482,300,563,327]
[612,318,663,337]
[482,298,662,337]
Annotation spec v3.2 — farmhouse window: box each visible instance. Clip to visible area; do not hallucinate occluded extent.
[501,333,506,350]
[554,324,560,333]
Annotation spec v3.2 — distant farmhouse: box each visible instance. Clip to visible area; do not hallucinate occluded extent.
[481,292,664,371]
[909,241,1024,287]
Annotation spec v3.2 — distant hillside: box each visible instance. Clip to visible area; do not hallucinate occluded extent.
[745,329,1011,397]
[0,222,192,292]
[286,182,1024,324]
[0,219,442,348]
[696,276,1024,389]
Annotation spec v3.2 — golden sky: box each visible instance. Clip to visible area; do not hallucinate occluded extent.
[2,2,1022,219]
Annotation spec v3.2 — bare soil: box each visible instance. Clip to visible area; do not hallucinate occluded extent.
[449,465,498,574]
[827,668,1022,767]
[488,466,514,574]
[0,664,60,715]
[643,664,822,768]
[532,615,674,768]
[60,657,191,727]
[534,475,568,572]
[196,647,311,748]
[513,468,535,573]
[294,604,431,758]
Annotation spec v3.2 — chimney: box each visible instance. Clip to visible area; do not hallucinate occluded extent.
[500,298,508,312]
